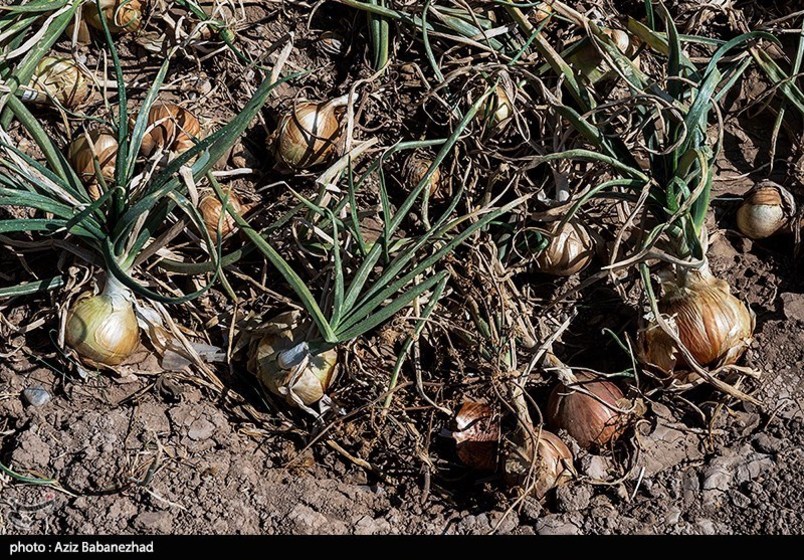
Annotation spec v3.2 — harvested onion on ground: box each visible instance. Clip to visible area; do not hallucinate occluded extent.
[535,220,596,276]
[248,311,338,410]
[272,96,348,170]
[504,429,574,499]
[736,181,795,240]
[638,268,755,376]
[547,372,628,449]
[65,275,140,367]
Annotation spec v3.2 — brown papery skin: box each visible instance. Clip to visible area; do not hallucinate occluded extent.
[137,103,202,157]
[638,270,755,376]
[274,101,343,170]
[68,130,118,188]
[452,401,500,472]
[199,191,244,240]
[547,372,626,449]
[504,429,573,499]
[535,220,596,276]
[736,183,791,240]
[84,0,144,34]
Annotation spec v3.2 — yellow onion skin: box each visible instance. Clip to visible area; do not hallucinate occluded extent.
[573,29,640,81]
[736,182,794,240]
[547,372,626,449]
[84,0,144,34]
[29,56,91,109]
[68,129,118,188]
[136,103,202,157]
[638,270,755,376]
[249,311,338,407]
[403,154,441,197]
[504,429,573,499]
[482,85,514,130]
[451,401,500,472]
[65,276,139,367]
[535,220,596,276]
[198,190,243,240]
[273,98,346,171]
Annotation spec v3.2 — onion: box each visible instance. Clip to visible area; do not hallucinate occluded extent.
[403,153,441,197]
[198,190,244,240]
[638,269,755,376]
[68,129,118,192]
[736,181,795,240]
[547,372,627,448]
[450,401,500,472]
[137,103,202,157]
[65,274,140,367]
[534,220,596,276]
[272,96,347,170]
[248,311,338,408]
[504,429,573,498]
[84,0,144,34]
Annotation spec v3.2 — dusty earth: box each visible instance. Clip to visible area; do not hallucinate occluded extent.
[1,0,804,536]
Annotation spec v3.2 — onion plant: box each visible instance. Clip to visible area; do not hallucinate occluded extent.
[0,0,290,370]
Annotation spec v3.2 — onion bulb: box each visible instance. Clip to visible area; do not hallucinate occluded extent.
[736,181,795,240]
[504,429,573,499]
[547,372,627,449]
[403,153,441,197]
[481,85,514,130]
[318,31,346,56]
[535,220,596,276]
[198,190,244,240]
[84,0,144,34]
[137,102,202,157]
[65,274,139,367]
[68,129,118,190]
[638,269,755,376]
[248,311,338,408]
[272,96,348,171]
[450,401,500,472]
[27,56,92,109]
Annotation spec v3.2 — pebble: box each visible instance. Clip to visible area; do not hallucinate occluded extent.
[22,387,51,407]
[555,484,592,512]
[781,292,804,322]
[752,433,784,454]
[535,514,582,535]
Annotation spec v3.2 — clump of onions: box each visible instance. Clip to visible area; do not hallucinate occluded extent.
[248,311,338,408]
[547,372,627,449]
[198,189,244,240]
[504,429,573,499]
[84,0,145,34]
[27,56,92,109]
[68,129,118,195]
[403,153,441,197]
[736,181,795,240]
[137,102,202,157]
[534,220,596,276]
[449,401,500,472]
[638,268,755,376]
[272,96,348,171]
[65,274,140,367]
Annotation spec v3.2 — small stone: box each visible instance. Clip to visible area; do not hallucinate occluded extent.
[730,490,751,509]
[735,454,774,484]
[518,497,542,523]
[535,514,582,535]
[22,387,51,407]
[132,511,173,533]
[781,292,804,322]
[555,484,593,512]
[187,418,216,440]
[664,507,681,525]
[752,433,784,454]
[693,519,720,535]
[580,455,611,480]
[353,515,391,535]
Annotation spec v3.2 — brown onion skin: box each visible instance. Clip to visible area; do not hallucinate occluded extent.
[503,428,573,499]
[638,270,755,376]
[547,372,626,449]
[452,401,500,472]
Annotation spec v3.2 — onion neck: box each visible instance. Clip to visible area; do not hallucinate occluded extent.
[102,272,135,306]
